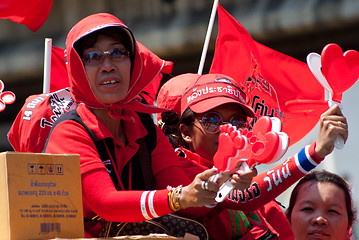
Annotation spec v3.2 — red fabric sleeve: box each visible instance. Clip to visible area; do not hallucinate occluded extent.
[221,142,324,211]
[82,169,170,222]
[308,141,324,164]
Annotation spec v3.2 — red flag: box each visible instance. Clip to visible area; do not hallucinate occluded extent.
[140,60,173,105]
[134,42,173,105]
[210,5,326,146]
[50,46,69,92]
[0,0,53,32]
[140,73,163,105]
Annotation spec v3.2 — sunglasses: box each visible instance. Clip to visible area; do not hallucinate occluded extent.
[82,47,130,65]
[197,112,248,134]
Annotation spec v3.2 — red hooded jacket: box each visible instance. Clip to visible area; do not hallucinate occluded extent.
[43,13,186,237]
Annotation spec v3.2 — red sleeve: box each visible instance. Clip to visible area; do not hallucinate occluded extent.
[221,142,324,211]
[82,169,171,222]
[45,120,172,222]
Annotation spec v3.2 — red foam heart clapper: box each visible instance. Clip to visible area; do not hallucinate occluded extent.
[321,43,359,102]
[213,117,289,203]
[213,117,288,172]
[213,124,247,173]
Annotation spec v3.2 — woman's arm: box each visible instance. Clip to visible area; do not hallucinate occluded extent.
[152,127,222,217]
[45,120,172,222]
[46,121,224,221]
[222,142,321,211]
[221,105,348,211]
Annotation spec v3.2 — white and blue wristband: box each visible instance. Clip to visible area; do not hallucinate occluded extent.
[295,145,319,174]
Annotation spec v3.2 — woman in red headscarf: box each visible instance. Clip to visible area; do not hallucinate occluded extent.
[44,13,256,238]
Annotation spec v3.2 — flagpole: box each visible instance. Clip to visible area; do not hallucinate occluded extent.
[43,38,52,93]
[197,0,219,75]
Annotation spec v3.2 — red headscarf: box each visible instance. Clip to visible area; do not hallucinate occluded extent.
[65,13,172,119]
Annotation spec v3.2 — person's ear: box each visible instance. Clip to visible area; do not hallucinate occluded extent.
[180,123,192,144]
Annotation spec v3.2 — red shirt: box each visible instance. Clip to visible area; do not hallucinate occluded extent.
[45,104,190,223]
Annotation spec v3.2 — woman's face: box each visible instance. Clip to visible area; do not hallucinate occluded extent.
[290,181,349,240]
[82,34,131,105]
[185,103,247,161]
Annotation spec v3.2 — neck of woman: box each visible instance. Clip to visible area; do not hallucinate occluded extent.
[92,108,126,143]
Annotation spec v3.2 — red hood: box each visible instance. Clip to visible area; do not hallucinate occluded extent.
[65,13,172,118]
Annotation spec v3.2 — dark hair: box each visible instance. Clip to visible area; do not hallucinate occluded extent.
[159,108,195,149]
[285,170,356,228]
[74,26,135,67]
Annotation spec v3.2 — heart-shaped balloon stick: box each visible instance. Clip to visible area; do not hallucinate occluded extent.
[307,43,359,149]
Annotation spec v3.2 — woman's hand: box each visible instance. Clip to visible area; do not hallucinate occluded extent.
[215,162,257,190]
[315,105,348,158]
[178,166,257,210]
[179,168,220,209]
[229,167,257,190]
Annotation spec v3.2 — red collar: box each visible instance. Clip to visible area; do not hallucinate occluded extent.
[77,104,147,145]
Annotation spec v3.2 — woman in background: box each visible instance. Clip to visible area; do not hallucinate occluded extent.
[286,170,356,240]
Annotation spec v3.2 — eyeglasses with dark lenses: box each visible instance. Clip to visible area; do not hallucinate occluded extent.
[82,47,130,65]
[197,112,248,134]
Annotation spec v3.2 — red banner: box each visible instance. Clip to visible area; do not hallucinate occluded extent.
[210,5,327,146]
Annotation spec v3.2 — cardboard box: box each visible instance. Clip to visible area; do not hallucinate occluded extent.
[0,152,84,239]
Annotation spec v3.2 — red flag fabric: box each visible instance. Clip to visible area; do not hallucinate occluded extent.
[50,46,69,92]
[210,5,326,146]
[140,73,163,105]
[140,61,173,105]
[0,0,53,32]
[136,41,173,105]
